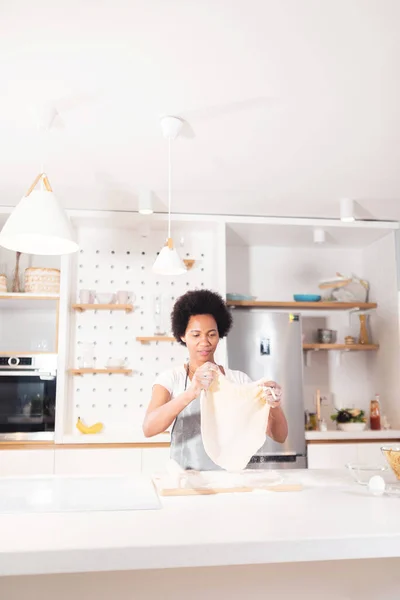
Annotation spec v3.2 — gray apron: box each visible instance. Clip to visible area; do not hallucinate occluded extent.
[170,367,222,471]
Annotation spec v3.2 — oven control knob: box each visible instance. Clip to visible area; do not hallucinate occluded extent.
[8,357,19,366]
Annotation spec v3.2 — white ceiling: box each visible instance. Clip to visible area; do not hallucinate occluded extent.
[1,0,400,220]
[226,222,395,248]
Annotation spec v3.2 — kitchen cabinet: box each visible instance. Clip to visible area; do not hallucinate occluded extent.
[54,448,142,475]
[357,442,388,465]
[307,443,358,468]
[307,441,391,468]
[0,450,55,476]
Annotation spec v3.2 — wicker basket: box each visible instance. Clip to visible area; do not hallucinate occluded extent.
[24,267,60,294]
[0,274,7,294]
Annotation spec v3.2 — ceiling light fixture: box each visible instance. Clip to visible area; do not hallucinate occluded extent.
[0,173,78,255]
[152,116,186,276]
[138,189,154,215]
[313,228,326,244]
[0,106,78,256]
[340,198,355,223]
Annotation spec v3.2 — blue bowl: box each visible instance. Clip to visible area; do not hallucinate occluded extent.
[293,294,321,302]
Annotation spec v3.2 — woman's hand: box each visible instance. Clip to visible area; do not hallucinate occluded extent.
[256,379,282,408]
[187,362,218,400]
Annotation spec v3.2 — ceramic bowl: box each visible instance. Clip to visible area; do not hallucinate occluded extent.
[346,463,388,485]
[106,358,126,368]
[381,446,400,480]
[293,294,321,302]
[338,423,366,432]
[96,293,114,304]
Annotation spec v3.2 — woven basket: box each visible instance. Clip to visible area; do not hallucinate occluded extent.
[24,267,60,294]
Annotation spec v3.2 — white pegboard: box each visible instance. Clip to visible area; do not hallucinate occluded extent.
[67,224,222,436]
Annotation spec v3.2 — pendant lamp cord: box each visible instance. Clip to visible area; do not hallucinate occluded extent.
[168,136,172,240]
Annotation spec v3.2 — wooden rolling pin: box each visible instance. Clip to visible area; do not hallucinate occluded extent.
[158,484,303,496]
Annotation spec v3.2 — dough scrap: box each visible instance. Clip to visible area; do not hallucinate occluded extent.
[201,372,270,471]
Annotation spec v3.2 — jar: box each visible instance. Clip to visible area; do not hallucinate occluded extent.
[308,412,318,431]
[370,397,381,430]
[78,342,95,369]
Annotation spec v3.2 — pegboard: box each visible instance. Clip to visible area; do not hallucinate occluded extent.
[67,224,222,436]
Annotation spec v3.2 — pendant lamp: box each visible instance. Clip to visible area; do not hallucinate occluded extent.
[0,173,78,255]
[152,116,186,276]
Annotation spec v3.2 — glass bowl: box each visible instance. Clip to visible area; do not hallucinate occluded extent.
[381,447,400,480]
[346,463,388,485]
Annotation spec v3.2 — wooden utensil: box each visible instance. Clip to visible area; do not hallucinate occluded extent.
[157,484,303,496]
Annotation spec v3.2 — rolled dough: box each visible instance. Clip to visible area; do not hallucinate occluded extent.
[201,372,270,471]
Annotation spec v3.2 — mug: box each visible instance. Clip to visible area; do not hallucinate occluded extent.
[79,289,95,304]
[116,290,135,304]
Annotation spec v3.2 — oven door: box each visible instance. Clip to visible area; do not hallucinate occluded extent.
[0,371,56,440]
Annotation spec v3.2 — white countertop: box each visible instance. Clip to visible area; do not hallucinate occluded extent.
[306,429,400,441]
[1,469,400,577]
[61,431,171,444]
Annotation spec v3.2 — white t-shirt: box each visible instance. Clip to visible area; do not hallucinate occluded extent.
[153,365,252,398]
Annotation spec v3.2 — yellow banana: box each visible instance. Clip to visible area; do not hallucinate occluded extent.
[76,417,103,434]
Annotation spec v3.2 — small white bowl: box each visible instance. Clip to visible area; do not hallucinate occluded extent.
[338,422,366,432]
[106,358,126,368]
[96,293,114,304]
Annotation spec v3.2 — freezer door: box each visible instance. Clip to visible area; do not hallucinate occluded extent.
[227,309,306,457]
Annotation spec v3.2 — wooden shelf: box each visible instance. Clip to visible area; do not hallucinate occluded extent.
[227,300,377,310]
[72,303,133,313]
[69,369,133,376]
[136,336,176,344]
[0,293,59,300]
[303,344,379,351]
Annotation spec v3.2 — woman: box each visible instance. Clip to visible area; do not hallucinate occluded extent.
[143,289,288,470]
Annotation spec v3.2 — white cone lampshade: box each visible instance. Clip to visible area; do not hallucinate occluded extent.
[152,239,186,276]
[0,182,78,256]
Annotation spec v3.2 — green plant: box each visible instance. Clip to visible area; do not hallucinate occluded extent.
[330,408,366,424]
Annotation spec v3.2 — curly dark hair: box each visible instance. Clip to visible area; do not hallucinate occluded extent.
[171,289,233,346]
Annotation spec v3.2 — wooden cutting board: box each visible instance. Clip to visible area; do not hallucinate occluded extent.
[157,484,303,496]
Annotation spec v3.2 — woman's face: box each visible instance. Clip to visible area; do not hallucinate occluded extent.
[182,314,220,363]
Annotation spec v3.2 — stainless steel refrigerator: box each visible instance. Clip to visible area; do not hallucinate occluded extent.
[227,309,306,469]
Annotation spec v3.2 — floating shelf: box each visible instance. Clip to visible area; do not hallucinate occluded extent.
[72,303,133,313]
[0,294,60,311]
[227,301,377,311]
[0,293,60,300]
[303,344,379,351]
[136,336,175,344]
[69,368,133,376]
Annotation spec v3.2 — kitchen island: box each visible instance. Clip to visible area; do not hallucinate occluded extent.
[0,469,399,600]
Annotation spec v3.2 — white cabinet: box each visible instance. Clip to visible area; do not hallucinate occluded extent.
[307,444,358,469]
[308,442,392,468]
[357,443,387,465]
[54,448,142,475]
[141,447,171,474]
[0,450,55,476]
[0,445,169,477]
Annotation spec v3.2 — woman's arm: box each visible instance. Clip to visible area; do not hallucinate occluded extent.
[143,363,218,437]
[142,385,196,437]
[267,406,288,443]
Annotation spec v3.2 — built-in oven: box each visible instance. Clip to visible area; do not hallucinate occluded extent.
[0,355,57,441]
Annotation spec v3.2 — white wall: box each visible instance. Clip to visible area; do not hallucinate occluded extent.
[59,223,225,439]
[227,241,398,426]
[363,232,400,427]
